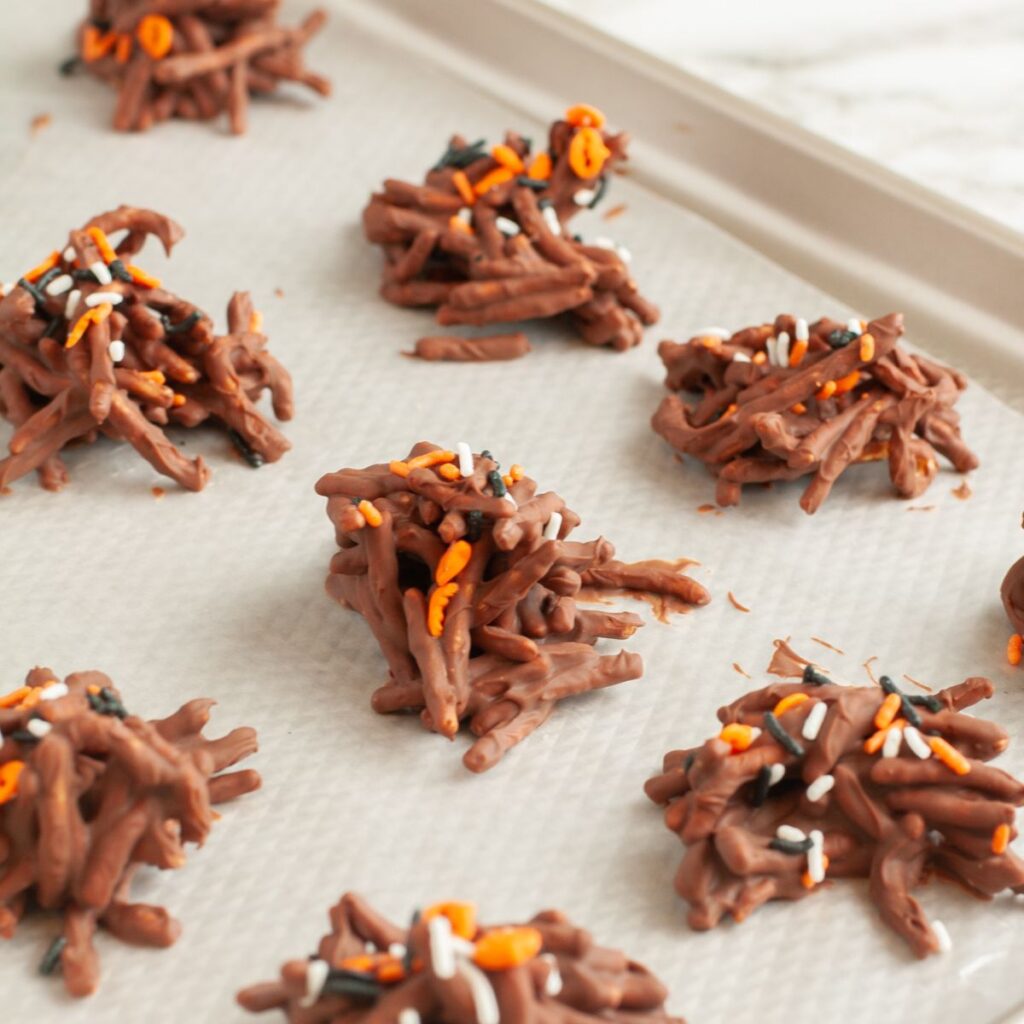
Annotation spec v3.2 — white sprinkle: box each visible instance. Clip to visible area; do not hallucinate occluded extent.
[364,940,377,952]
[543,511,563,541]
[766,337,779,366]
[428,913,456,979]
[882,725,904,759]
[456,441,474,478]
[89,260,113,286]
[846,317,862,335]
[746,726,763,743]
[398,1011,422,1024]
[795,317,809,342]
[63,246,76,262]
[456,960,500,1024]
[776,824,807,843]
[768,763,786,787]
[27,719,53,739]
[932,920,953,954]
[495,216,520,236]
[694,327,731,340]
[806,774,835,802]
[732,352,751,363]
[300,959,329,1007]
[903,725,932,759]
[45,274,73,296]
[807,830,826,884]
[541,205,562,236]
[39,682,69,702]
[776,330,791,367]
[616,245,632,264]
[108,340,126,363]
[0,282,12,297]
[388,942,407,959]
[457,207,473,225]
[592,236,616,250]
[504,493,518,509]
[450,935,477,957]
[802,701,828,741]
[85,291,123,307]
[541,953,562,996]
[573,188,596,206]
[65,289,82,318]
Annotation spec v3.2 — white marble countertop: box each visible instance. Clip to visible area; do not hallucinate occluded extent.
[543,0,1024,235]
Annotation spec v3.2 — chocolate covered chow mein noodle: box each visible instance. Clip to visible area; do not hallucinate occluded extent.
[363,104,659,356]
[238,893,685,1024]
[0,206,293,492]
[316,442,709,772]
[645,664,1024,958]
[1002,514,1024,668]
[0,668,259,995]
[71,0,329,134]
[652,313,977,513]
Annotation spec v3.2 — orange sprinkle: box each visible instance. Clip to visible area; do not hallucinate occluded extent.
[721,403,737,419]
[474,167,515,196]
[491,144,525,173]
[773,693,810,717]
[568,126,611,179]
[788,339,808,367]
[424,901,477,940]
[135,14,175,60]
[873,692,902,730]
[451,170,476,206]
[697,335,721,349]
[376,960,405,983]
[427,582,459,637]
[473,926,543,971]
[859,332,876,361]
[438,463,460,481]
[929,736,971,776]
[358,499,383,528]
[389,460,411,478]
[863,727,888,755]
[82,26,117,61]
[0,761,25,806]
[509,464,525,481]
[448,214,474,236]
[527,152,552,181]
[86,226,117,264]
[816,380,837,401]
[140,370,166,385]
[802,854,829,889]
[0,686,32,709]
[125,264,161,288]
[565,103,606,129]
[502,474,514,488]
[171,394,186,407]
[248,310,263,333]
[436,540,472,586]
[752,351,767,365]
[115,33,133,63]
[791,402,808,415]
[992,823,1011,855]
[65,303,113,349]
[719,722,758,752]
[408,449,456,471]
[340,954,375,972]
[834,369,861,395]
[1007,634,1022,666]
[23,251,60,283]
[87,684,101,695]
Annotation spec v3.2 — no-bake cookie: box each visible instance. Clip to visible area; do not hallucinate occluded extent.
[363,104,659,357]
[1002,515,1024,668]
[652,313,977,512]
[645,665,1024,957]
[0,206,293,492]
[71,0,329,133]
[238,893,684,1023]
[316,442,708,772]
[0,667,259,995]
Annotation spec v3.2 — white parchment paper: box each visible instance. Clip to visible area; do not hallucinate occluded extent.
[1,4,1023,1023]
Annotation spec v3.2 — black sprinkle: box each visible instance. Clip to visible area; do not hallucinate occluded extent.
[466,510,484,542]
[572,234,583,243]
[769,836,814,855]
[87,688,128,719]
[58,55,81,76]
[73,268,100,282]
[43,317,63,339]
[110,259,133,283]
[433,138,487,171]
[683,752,695,773]
[588,174,609,209]
[403,910,420,975]
[908,694,943,712]
[487,470,506,498]
[17,278,48,311]
[10,730,39,744]
[537,198,553,210]
[751,765,772,807]
[763,711,805,757]
[879,675,922,728]
[228,429,265,468]
[802,664,832,687]
[35,267,62,293]
[516,176,549,191]
[39,936,67,976]
[162,310,202,335]
[321,969,381,1000]
[827,329,858,349]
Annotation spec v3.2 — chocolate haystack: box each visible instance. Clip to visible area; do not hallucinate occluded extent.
[0,206,293,492]
[645,664,1024,958]
[238,893,684,1024]
[0,667,259,995]
[316,442,709,772]
[652,313,978,513]
[362,104,659,357]
[71,1,329,134]
[1002,515,1024,668]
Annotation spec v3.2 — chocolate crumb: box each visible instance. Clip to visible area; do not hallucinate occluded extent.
[29,113,52,136]
[727,591,750,613]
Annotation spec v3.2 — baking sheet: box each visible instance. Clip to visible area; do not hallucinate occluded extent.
[2,4,1024,1023]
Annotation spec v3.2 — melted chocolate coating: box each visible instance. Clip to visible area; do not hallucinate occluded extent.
[645,670,1024,958]
[238,893,685,1024]
[0,667,260,995]
[1002,554,1024,635]
[316,442,709,772]
[0,206,293,492]
[652,313,978,513]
